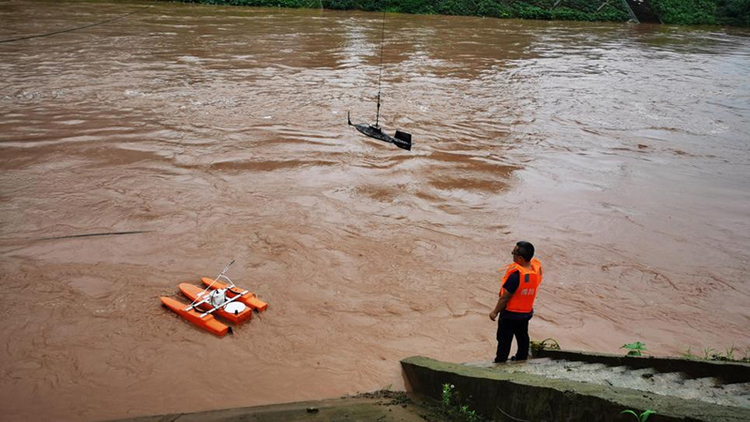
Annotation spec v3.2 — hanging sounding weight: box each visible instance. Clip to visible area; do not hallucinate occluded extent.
[348,11,412,151]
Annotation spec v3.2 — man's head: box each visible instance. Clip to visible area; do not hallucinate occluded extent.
[512,241,534,263]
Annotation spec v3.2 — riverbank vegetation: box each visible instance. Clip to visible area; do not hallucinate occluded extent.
[175,0,749,26]
[682,345,750,362]
[441,384,484,422]
[651,0,750,25]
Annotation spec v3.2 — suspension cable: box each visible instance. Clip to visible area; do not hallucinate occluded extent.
[0,5,151,44]
[375,10,386,127]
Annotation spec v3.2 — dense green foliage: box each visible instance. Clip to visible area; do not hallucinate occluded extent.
[178,0,631,22]
[649,0,717,24]
[649,0,750,25]
[176,0,750,26]
[714,0,750,25]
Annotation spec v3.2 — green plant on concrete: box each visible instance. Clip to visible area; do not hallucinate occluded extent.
[703,347,718,359]
[681,346,698,359]
[681,345,750,362]
[621,409,656,421]
[441,384,484,422]
[459,405,481,422]
[724,345,736,360]
[706,345,745,361]
[442,383,453,408]
[621,341,647,357]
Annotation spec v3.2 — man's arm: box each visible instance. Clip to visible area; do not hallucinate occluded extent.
[489,290,512,321]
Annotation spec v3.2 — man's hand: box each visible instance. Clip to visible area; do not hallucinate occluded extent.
[491,291,511,322]
[490,291,511,321]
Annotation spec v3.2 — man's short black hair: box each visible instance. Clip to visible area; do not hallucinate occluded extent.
[516,241,534,262]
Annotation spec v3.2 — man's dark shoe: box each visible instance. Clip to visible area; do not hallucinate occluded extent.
[493,358,506,363]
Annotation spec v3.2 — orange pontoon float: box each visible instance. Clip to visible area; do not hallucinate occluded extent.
[161,261,266,336]
[161,296,231,336]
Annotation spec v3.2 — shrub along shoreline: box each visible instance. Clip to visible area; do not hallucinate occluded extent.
[173,0,749,26]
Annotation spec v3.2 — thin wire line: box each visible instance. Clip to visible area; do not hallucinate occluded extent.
[376,10,386,97]
[32,230,153,241]
[375,10,386,127]
[496,405,531,422]
[0,6,151,44]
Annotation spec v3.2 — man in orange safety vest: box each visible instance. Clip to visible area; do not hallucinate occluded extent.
[489,241,542,363]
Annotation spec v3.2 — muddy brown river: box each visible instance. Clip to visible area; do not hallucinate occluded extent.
[1,1,749,420]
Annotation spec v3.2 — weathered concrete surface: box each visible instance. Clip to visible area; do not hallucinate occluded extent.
[463,358,749,408]
[401,356,750,422]
[534,349,750,384]
[104,392,451,422]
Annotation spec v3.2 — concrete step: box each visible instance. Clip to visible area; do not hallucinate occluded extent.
[402,355,750,422]
[499,359,749,408]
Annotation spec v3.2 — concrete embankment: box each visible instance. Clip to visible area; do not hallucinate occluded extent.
[106,350,749,422]
[401,351,750,422]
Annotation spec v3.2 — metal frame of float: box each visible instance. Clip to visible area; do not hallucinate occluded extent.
[161,261,268,336]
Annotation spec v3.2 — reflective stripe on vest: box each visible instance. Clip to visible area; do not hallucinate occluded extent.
[499,258,543,313]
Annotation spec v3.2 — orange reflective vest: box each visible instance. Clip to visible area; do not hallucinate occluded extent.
[499,258,543,313]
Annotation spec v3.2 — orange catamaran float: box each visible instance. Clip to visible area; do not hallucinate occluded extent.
[161,261,268,336]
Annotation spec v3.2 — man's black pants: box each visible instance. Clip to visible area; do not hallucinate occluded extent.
[495,318,529,362]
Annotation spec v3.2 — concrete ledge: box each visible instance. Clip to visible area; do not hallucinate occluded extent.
[104,393,450,422]
[401,356,750,422]
[534,349,750,384]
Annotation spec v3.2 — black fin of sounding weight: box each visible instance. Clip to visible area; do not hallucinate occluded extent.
[348,112,411,151]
